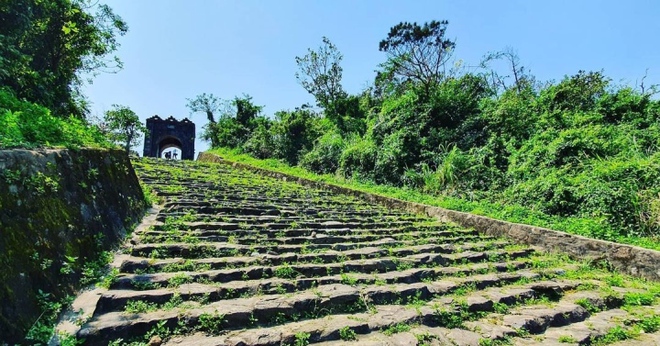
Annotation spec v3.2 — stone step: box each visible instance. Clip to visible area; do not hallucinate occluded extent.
[154,213,431,224]
[112,250,536,290]
[81,158,659,346]
[97,261,534,314]
[141,281,575,346]
[129,233,507,259]
[83,277,569,345]
[120,240,511,273]
[139,227,472,241]
[148,221,459,235]
[523,304,660,345]
[135,232,495,251]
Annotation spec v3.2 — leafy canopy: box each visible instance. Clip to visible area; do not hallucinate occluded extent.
[0,0,128,118]
[103,104,145,154]
[295,37,346,122]
[378,20,456,94]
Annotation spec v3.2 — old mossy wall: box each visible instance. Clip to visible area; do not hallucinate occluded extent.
[0,148,146,344]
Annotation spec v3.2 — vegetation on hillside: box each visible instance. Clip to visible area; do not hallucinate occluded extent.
[0,0,127,118]
[0,0,133,150]
[0,89,111,149]
[200,21,660,245]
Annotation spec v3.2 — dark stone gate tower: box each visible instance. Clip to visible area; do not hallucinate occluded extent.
[143,115,195,160]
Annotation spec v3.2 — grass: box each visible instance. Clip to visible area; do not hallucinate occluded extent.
[339,326,357,341]
[208,147,660,251]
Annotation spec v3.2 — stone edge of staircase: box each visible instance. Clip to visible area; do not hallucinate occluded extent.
[197,151,660,282]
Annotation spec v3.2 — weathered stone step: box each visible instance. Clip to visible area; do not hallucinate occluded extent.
[143,280,575,346]
[94,158,660,346]
[311,325,483,346]
[162,198,371,210]
[130,233,504,259]
[113,249,536,290]
[136,231,489,249]
[158,207,418,220]
[162,202,386,215]
[520,304,660,345]
[151,220,419,232]
[154,212,431,224]
[97,260,534,314]
[121,240,511,273]
[137,226,473,243]
[152,213,436,226]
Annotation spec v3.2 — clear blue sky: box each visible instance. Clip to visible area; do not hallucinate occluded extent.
[84,0,660,155]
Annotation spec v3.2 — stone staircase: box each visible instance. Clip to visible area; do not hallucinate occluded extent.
[67,158,660,345]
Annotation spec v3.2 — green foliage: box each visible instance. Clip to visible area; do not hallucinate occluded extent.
[197,311,226,335]
[125,300,157,314]
[382,323,411,336]
[242,118,275,159]
[0,0,128,117]
[378,20,456,93]
[623,292,656,306]
[0,89,110,148]
[103,104,145,154]
[270,108,322,165]
[24,290,69,344]
[295,37,346,123]
[594,325,633,345]
[574,298,600,313]
[637,315,660,333]
[206,26,660,247]
[558,335,577,343]
[300,129,345,174]
[339,326,357,341]
[80,251,114,287]
[293,331,311,346]
[274,263,298,279]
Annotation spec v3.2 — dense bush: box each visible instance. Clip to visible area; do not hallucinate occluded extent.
[200,22,660,241]
[206,69,660,240]
[300,129,345,174]
[0,90,110,149]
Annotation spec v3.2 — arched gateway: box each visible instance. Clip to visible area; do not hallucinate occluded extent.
[142,115,195,160]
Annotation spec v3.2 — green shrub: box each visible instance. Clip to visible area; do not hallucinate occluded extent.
[338,135,377,180]
[212,67,660,245]
[300,129,345,174]
[0,89,109,149]
[242,119,275,159]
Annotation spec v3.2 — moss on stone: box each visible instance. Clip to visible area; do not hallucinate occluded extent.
[0,148,147,343]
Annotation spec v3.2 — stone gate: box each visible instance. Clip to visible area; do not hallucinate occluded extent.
[142,115,195,160]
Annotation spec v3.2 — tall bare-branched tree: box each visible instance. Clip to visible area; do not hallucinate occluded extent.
[480,47,534,94]
[186,93,224,147]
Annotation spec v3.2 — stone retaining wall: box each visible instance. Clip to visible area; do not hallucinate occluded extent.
[198,152,660,281]
[0,148,146,344]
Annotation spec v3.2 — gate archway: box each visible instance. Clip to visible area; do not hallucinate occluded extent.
[158,136,184,159]
[143,116,195,160]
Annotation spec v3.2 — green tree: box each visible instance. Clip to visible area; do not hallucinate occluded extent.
[234,94,263,130]
[378,20,456,96]
[272,108,322,165]
[186,93,224,147]
[103,104,145,154]
[190,93,264,149]
[186,93,224,124]
[295,37,347,123]
[0,0,128,118]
